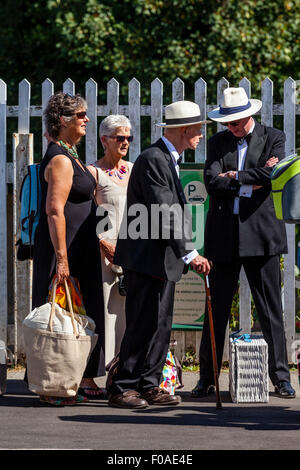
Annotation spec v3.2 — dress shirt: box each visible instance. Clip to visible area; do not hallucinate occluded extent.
[233,121,255,214]
[161,136,198,264]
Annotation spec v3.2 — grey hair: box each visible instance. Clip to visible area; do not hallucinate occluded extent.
[44,91,87,138]
[99,115,131,149]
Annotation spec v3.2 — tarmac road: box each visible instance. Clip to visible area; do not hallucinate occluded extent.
[0,369,299,453]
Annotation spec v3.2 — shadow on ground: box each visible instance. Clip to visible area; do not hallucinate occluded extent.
[2,377,300,433]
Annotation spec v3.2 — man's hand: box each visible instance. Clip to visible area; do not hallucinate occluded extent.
[264,156,278,167]
[219,171,237,179]
[100,239,116,264]
[190,255,211,275]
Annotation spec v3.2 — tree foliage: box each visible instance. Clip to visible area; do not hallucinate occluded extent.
[0,0,298,103]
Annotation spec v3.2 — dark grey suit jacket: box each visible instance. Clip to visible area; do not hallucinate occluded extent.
[204,120,288,263]
[114,138,194,282]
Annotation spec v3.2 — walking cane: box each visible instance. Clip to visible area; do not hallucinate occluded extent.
[204,274,222,409]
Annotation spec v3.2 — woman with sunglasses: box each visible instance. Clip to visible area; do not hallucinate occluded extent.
[87,115,133,376]
[30,91,105,406]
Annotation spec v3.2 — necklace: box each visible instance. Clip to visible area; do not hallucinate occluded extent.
[104,164,127,180]
[58,140,79,159]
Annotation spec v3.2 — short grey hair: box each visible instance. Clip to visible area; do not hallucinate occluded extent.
[99,115,131,149]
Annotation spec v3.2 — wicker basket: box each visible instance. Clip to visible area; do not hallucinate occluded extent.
[229,335,269,403]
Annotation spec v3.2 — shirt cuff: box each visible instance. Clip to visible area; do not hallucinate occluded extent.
[239,185,253,198]
[182,249,198,265]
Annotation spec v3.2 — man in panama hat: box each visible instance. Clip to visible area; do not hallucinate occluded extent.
[108,100,211,408]
[191,87,295,399]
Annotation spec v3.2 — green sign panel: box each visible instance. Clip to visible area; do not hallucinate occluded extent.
[173,167,209,328]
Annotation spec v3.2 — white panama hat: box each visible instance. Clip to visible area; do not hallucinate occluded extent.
[207,87,262,123]
[156,100,211,128]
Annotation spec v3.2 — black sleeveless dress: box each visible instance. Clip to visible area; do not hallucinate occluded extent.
[32,142,105,378]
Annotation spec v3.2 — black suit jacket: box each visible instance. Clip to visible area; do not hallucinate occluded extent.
[114,138,194,282]
[204,120,288,263]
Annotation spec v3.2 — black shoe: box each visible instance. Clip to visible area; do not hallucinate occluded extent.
[191,379,215,398]
[274,381,296,398]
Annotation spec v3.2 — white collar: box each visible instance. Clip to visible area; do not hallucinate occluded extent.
[237,120,256,147]
[247,120,255,135]
[162,136,181,164]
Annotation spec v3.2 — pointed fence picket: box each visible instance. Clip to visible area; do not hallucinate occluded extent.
[0,76,299,362]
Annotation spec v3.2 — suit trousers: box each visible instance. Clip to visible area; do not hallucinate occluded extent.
[199,254,290,386]
[109,270,175,395]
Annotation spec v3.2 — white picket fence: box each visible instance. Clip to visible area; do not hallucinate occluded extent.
[0,76,299,363]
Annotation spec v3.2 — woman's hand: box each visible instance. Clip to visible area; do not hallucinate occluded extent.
[56,258,70,284]
[100,239,116,264]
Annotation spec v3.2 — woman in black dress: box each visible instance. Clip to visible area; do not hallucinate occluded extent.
[32,91,105,405]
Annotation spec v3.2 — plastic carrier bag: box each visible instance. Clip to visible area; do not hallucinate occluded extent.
[270,153,300,223]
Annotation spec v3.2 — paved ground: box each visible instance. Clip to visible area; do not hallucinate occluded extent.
[1,368,300,452]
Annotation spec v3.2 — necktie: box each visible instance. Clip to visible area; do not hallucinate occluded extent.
[237,134,252,145]
[177,155,183,165]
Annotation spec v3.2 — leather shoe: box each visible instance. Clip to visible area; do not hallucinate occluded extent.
[191,379,215,398]
[108,390,149,409]
[274,381,296,398]
[141,387,181,405]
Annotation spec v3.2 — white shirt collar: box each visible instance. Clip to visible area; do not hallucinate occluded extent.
[161,135,181,164]
[237,120,256,148]
[247,120,255,135]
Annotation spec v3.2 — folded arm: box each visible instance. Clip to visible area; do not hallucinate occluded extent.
[204,142,241,198]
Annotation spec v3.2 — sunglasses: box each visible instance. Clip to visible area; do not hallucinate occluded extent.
[75,111,87,119]
[104,135,133,143]
[222,120,243,127]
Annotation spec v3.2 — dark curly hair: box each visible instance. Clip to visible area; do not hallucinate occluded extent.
[44,91,87,138]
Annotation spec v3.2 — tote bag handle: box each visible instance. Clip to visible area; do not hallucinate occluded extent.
[48,279,79,337]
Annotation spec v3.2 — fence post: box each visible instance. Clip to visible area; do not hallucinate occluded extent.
[283,77,296,361]
[0,80,7,345]
[18,79,30,134]
[239,268,251,334]
[107,78,119,115]
[172,78,185,161]
[261,77,273,127]
[195,78,207,163]
[217,78,229,133]
[128,78,141,162]
[238,78,252,333]
[239,77,251,98]
[63,78,75,96]
[85,78,98,165]
[42,79,54,156]
[12,134,34,362]
[151,78,163,144]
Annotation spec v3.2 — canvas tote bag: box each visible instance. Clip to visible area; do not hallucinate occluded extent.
[23,279,98,397]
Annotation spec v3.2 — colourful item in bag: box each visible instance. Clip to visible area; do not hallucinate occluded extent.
[159,350,179,395]
[270,153,300,223]
[48,276,86,316]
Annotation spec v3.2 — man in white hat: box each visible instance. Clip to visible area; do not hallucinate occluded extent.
[191,87,295,399]
[107,100,211,408]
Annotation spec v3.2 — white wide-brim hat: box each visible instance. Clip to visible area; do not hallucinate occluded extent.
[156,100,211,128]
[208,87,262,123]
